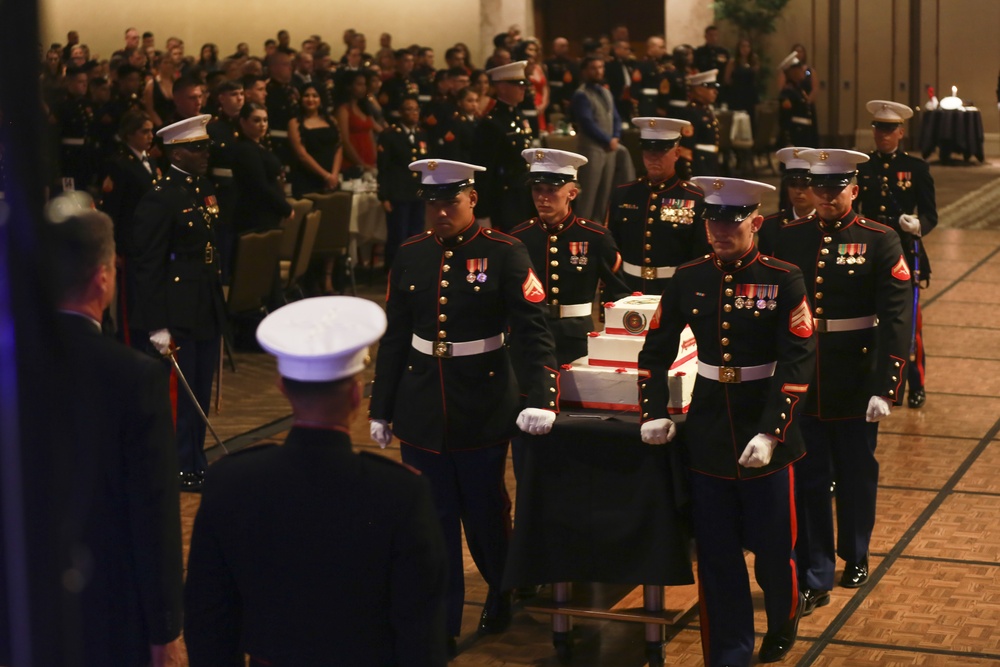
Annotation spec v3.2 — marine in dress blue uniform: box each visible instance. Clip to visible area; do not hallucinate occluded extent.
[777,53,819,148]
[206,80,245,281]
[678,70,721,178]
[607,117,710,295]
[130,115,226,492]
[638,178,815,666]
[368,160,560,649]
[855,100,936,408]
[510,148,630,364]
[377,97,430,268]
[768,149,911,614]
[185,297,448,667]
[757,147,815,255]
[472,61,535,232]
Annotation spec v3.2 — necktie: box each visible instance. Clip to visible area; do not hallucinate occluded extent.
[141,154,152,174]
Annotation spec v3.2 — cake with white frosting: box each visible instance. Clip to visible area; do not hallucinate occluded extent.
[560,295,697,417]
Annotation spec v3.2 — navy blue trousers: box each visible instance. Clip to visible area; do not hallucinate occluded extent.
[401,442,512,637]
[690,467,799,667]
[795,415,879,590]
[173,336,218,474]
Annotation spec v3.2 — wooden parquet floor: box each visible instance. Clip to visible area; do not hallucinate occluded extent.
[177,160,1000,666]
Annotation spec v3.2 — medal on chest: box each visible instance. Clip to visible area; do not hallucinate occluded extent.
[660,198,696,223]
[568,241,589,265]
[734,284,779,311]
[466,258,488,283]
[896,171,912,189]
[836,243,867,265]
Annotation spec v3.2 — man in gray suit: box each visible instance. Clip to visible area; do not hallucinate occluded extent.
[570,55,635,220]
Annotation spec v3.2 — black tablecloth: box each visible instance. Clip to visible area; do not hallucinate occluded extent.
[503,414,694,588]
[919,108,985,162]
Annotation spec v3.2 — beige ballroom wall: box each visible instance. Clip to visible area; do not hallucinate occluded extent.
[39,0,481,69]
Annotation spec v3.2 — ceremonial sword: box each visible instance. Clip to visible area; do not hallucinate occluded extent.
[164,347,229,454]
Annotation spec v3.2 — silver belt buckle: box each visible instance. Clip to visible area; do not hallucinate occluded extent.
[814,319,828,333]
[718,367,741,383]
[548,304,562,317]
[433,341,452,358]
[642,266,657,280]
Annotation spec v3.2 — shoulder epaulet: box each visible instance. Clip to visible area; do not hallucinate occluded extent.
[482,228,515,244]
[758,254,794,273]
[856,217,890,234]
[679,181,704,195]
[676,254,713,271]
[360,450,422,474]
[401,230,435,247]
[783,214,815,228]
[615,179,639,190]
[576,218,608,234]
[509,219,535,235]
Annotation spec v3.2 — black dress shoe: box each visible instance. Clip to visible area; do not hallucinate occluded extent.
[840,557,869,588]
[178,471,204,493]
[477,589,512,635]
[801,588,831,616]
[908,388,926,408]
[758,593,804,663]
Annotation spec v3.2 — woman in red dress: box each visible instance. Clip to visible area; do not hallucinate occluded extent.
[335,70,378,178]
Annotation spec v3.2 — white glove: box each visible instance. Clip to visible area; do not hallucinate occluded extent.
[898,213,921,236]
[866,395,891,422]
[516,408,556,435]
[149,329,173,356]
[640,418,677,445]
[739,433,778,468]
[370,419,392,449]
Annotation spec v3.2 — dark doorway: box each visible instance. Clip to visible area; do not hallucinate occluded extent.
[533,0,665,57]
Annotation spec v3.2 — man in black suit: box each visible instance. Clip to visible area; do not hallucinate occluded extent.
[185,296,448,666]
[131,115,226,492]
[47,203,183,666]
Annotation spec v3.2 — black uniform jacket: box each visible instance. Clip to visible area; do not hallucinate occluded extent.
[231,138,293,233]
[57,312,182,666]
[678,102,720,176]
[184,427,448,667]
[856,149,937,284]
[131,166,226,339]
[377,123,430,203]
[510,212,630,364]
[606,175,710,294]
[756,207,802,257]
[778,84,818,147]
[637,248,816,479]
[770,210,911,418]
[543,56,580,111]
[99,147,160,258]
[472,100,534,219]
[206,115,240,221]
[369,224,560,451]
[433,112,478,163]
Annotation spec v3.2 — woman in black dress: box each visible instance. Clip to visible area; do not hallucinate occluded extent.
[723,38,760,117]
[231,102,292,234]
[288,82,344,197]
